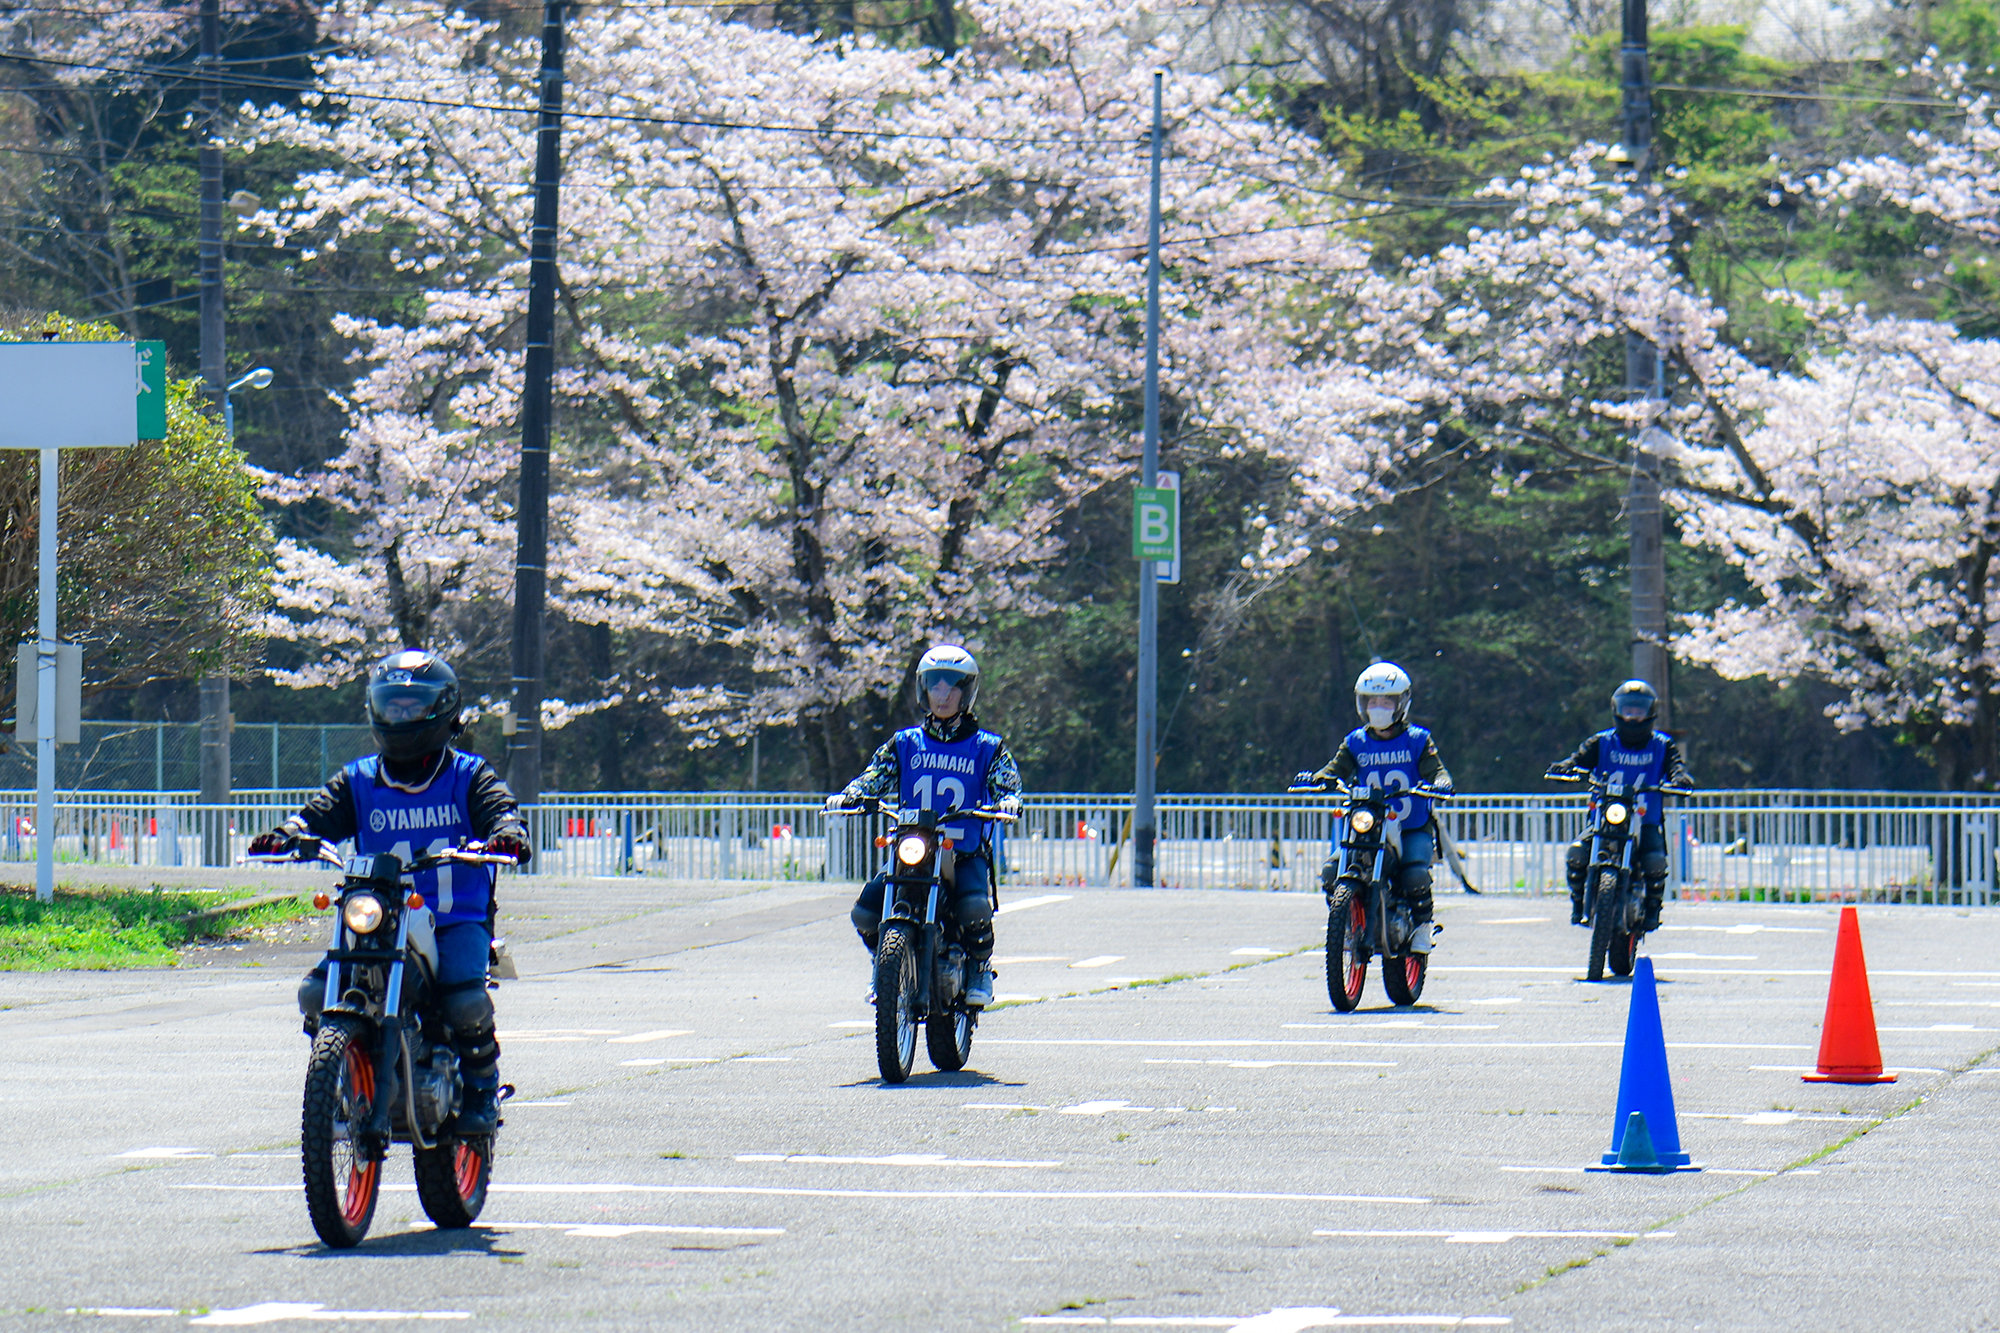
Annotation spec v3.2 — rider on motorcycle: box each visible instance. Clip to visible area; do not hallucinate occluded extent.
[1298,662,1455,950]
[1548,678,1692,931]
[824,645,1023,1009]
[250,650,532,1135]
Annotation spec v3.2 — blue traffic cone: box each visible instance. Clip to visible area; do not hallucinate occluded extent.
[1588,956,1698,1172]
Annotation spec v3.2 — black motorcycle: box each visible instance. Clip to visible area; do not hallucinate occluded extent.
[828,797,1016,1084]
[1545,768,1687,981]
[1290,778,1450,1011]
[252,837,518,1248]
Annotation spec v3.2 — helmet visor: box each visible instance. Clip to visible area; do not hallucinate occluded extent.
[1614,697,1653,722]
[371,679,451,726]
[919,667,973,696]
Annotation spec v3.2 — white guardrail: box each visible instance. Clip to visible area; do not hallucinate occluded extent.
[5,789,2000,905]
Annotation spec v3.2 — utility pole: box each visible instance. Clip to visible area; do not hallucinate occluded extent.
[1621,0,1671,727]
[197,0,231,861]
[509,0,567,805]
[1133,71,1164,888]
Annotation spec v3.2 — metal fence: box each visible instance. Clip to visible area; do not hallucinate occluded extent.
[2,788,1997,904]
[0,721,374,792]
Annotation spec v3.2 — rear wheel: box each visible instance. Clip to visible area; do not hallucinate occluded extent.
[1587,870,1622,981]
[301,1018,381,1249]
[1325,882,1367,1012]
[926,1008,974,1072]
[1382,951,1427,1006]
[414,1133,492,1229]
[874,925,920,1084]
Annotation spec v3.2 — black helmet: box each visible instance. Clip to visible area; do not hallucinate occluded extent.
[1611,679,1658,740]
[367,650,462,763]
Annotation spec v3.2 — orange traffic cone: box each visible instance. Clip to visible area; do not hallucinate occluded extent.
[1803,905,1897,1084]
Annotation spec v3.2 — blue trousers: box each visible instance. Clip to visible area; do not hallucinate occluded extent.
[851,852,995,964]
[297,920,498,1091]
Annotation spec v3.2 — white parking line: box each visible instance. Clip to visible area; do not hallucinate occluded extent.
[115,1148,211,1160]
[619,1058,669,1067]
[1478,918,1549,925]
[463,1219,784,1237]
[190,1304,470,1324]
[1282,1023,1498,1031]
[1232,948,1285,956]
[736,1153,1060,1168]
[1649,953,1758,961]
[502,1099,572,1108]
[1020,1314,1510,1329]
[1657,924,1822,934]
[1147,1058,1395,1069]
[1314,1228,1674,1244]
[985,1038,1806,1051]
[497,1029,619,1041]
[1071,956,1125,969]
[997,894,1073,915]
[994,955,1071,964]
[180,1183,1432,1204]
[607,1029,693,1044]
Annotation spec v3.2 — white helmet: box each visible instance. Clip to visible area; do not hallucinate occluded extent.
[916,644,980,715]
[1354,661,1412,728]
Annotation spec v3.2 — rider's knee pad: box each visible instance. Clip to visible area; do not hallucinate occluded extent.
[297,966,326,1021]
[1640,848,1668,880]
[439,983,495,1040]
[850,899,882,936]
[1565,841,1590,875]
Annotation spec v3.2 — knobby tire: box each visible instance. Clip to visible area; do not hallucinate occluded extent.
[414,1131,493,1229]
[874,925,920,1084]
[301,1017,382,1249]
[1588,870,1622,981]
[1326,881,1367,1012]
[1383,950,1426,1006]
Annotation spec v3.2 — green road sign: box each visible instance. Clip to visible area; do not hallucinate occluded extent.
[135,341,166,440]
[1134,485,1178,562]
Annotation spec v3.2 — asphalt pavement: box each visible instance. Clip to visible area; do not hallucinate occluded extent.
[1,872,1996,1331]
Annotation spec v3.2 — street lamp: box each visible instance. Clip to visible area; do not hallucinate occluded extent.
[222,365,272,437]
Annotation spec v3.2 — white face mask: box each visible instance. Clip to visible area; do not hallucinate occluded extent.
[1366,704,1397,730]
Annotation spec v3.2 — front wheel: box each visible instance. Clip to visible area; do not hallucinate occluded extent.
[874,925,920,1084]
[301,1017,382,1249]
[414,1134,492,1229]
[1382,952,1427,1006]
[1326,882,1367,1012]
[1610,928,1639,978]
[926,1008,974,1072]
[1587,870,1622,981]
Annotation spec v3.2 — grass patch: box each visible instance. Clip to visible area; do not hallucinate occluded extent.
[0,885,314,970]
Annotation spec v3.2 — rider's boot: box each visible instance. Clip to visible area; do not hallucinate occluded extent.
[1641,879,1666,934]
[859,929,879,1005]
[1569,878,1587,926]
[1409,882,1436,954]
[443,984,501,1135]
[964,962,995,1008]
[457,1081,499,1136]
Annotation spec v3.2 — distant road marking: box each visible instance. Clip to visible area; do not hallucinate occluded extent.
[1658,924,1821,935]
[1315,1228,1674,1245]
[1071,955,1125,969]
[990,1037,1801,1050]
[1498,1165,1807,1177]
[115,1147,211,1159]
[607,1029,693,1044]
[65,1309,179,1318]
[965,1102,1049,1110]
[735,1055,795,1062]
[1282,1022,1497,1031]
[180,1182,1428,1204]
[1437,965,2000,978]
[994,955,1071,964]
[190,1304,469,1324]
[997,895,1073,915]
[1146,1058,1396,1070]
[1650,953,1758,961]
[1233,947,1285,956]
[1020,1313,1510,1329]
[497,1028,619,1041]
[465,1219,783,1238]
[1879,1024,1988,1032]
[619,1058,669,1067]
[738,1153,1060,1168]
[1478,917,1549,925]
[1463,997,1522,1005]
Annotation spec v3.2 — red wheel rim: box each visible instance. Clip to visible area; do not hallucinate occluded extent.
[338,1044,379,1226]
[453,1141,483,1200]
[1344,897,1366,996]
[1404,956,1422,990]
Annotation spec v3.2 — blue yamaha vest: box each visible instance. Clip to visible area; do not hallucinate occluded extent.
[1343,723,1435,830]
[894,724,1002,848]
[1591,728,1670,825]
[347,751,493,926]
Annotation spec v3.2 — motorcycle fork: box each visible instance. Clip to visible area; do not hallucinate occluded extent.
[360,913,414,1155]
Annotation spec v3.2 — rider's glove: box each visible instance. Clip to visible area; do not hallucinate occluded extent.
[248,828,293,856]
[822,792,857,814]
[995,795,1022,818]
[1292,771,1317,788]
[485,832,532,866]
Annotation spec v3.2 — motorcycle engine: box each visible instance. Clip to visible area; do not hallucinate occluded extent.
[411,1040,462,1130]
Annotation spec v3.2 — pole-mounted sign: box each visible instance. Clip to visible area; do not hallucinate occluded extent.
[0,339,166,902]
[1133,484,1178,562]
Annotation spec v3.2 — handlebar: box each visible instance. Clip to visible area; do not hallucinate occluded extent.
[1286,780,1452,802]
[243,837,521,872]
[1543,768,1692,798]
[823,796,1019,823]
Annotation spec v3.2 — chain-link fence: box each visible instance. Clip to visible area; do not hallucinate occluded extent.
[0,721,374,791]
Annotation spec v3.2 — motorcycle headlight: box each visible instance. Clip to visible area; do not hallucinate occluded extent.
[895,834,930,867]
[342,893,386,934]
[1604,802,1630,826]
[1349,808,1377,834]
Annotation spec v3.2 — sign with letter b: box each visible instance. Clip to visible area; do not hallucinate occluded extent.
[1133,485,1178,562]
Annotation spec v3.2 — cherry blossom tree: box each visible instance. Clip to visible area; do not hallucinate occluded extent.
[247,0,1464,779]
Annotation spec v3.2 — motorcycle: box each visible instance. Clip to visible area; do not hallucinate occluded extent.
[251,837,519,1248]
[827,797,1017,1084]
[1545,767,1688,981]
[1290,778,1451,1011]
